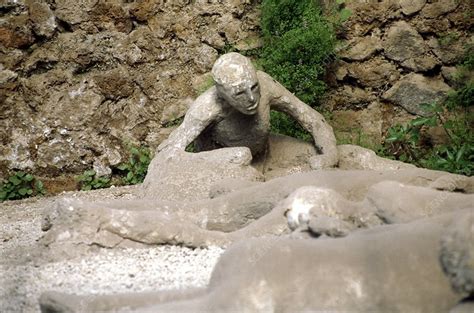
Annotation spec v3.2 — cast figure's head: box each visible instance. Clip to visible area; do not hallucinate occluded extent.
[212,52,260,115]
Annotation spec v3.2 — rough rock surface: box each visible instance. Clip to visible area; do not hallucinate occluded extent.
[383,20,438,72]
[383,73,452,116]
[0,0,260,179]
[2,0,473,182]
[327,0,472,144]
[399,0,426,16]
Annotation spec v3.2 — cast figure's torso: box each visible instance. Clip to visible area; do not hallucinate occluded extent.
[195,82,271,156]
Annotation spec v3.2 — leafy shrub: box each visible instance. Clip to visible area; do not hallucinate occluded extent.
[259,0,350,141]
[77,170,111,191]
[270,111,312,141]
[0,171,45,201]
[116,145,151,185]
[260,0,338,105]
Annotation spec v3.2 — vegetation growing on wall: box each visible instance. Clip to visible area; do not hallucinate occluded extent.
[77,144,152,191]
[116,145,152,185]
[77,170,111,191]
[382,50,474,176]
[0,172,46,201]
[260,0,337,105]
[259,0,348,141]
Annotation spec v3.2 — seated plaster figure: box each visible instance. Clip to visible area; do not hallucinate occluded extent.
[157,52,338,169]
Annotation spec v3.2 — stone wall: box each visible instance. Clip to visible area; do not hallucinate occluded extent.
[1,0,472,184]
[0,0,260,181]
[325,0,472,147]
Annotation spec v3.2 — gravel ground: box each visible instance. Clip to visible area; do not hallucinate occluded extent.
[0,186,224,313]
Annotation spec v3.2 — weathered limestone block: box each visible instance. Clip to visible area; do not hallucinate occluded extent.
[26,0,56,38]
[347,57,400,88]
[93,67,134,100]
[193,44,219,73]
[330,102,386,147]
[54,0,97,26]
[414,16,451,35]
[428,36,466,65]
[340,36,382,61]
[399,0,426,15]
[422,0,459,18]
[0,14,34,48]
[441,66,459,86]
[383,21,438,72]
[383,73,452,116]
[327,85,376,109]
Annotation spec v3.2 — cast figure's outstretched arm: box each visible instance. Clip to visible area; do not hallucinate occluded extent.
[157,87,222,153]
[260,71,338,169]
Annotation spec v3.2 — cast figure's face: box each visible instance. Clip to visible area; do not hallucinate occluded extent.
[216,78,260,115]
[212,53,261,115]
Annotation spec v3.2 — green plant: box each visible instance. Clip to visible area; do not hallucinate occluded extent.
[116,145,152,185]
[333,0,352,24]
[270,111,312,141]
[0,171,45,201]
[259,0,338,105]
[383,102,473,176]
[382,47,474,176]
[77,170,111,191]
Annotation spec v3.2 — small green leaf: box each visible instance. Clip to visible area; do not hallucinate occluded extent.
[18,188,28,196]
[411,117,430,127]
[386,136,399,142]
[456,145,466,162]
[339,8,352,22]
[16,171,25,178]
[27,189,33,195]
[444,120,454,129]
[117,164,128,171]
[36,180,44,189]
[85,170,96,177]
[139,155,149,164]
[9,176,21,186]
[24,174,34,182]
[447,150,454,160]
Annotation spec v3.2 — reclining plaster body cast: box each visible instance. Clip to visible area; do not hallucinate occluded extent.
[40,209,474,313]
[158,52,338,169]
